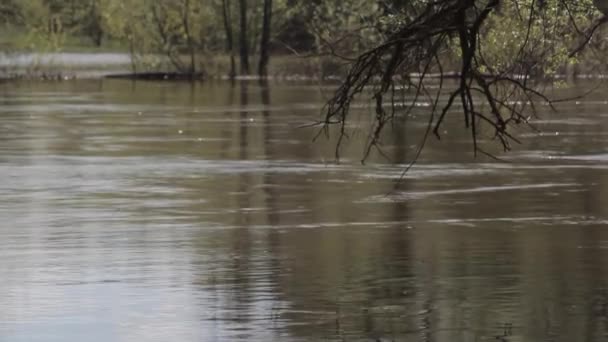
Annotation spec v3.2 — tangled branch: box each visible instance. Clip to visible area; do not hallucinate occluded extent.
[320,0,605,163]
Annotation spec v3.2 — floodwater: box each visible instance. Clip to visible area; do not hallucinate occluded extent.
[1,79,608,342]
[0,53,132,78]
[0,53,131,68]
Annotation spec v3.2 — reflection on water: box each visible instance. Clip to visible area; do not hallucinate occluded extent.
[1,80,608,341]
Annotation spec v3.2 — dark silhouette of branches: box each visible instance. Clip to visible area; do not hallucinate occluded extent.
[320,0,606,162]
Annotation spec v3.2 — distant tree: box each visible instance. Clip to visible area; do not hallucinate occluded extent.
[221,0,236,79]
[258,0,272,77]
[303,0,380,53]
[83,0,104,46]
[180,0,196,73]
[238,0,249,74]
[63,0,104,46]
[0,1,22,25]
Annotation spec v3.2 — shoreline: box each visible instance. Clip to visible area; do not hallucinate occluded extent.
[0,51,343,82]
[0,52,605,83]
[2,70,606,83]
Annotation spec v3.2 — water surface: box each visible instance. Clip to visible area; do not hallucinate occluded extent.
[1,80,608,341]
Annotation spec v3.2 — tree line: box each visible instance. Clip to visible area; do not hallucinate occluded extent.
[0,1,606,80]
[0,0,383,77]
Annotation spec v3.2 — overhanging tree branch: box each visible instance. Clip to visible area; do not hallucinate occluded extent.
[321,0,604,163]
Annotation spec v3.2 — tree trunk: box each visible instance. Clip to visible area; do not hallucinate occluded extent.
[222,0,236,79]
[90,0,103,47]
[258,0,272,77]
[182,0,196,74]
[238,0,249,75]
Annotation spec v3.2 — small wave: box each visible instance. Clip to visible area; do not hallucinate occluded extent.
[362,183,581,202]
[555,154,608,162]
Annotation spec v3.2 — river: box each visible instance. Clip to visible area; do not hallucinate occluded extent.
[1,79,608,341]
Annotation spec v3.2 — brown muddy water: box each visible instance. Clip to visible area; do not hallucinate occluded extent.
[1,80,608,341]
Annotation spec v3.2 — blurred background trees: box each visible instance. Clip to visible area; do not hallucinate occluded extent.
[0,0,388,77]
[0,0,606,78]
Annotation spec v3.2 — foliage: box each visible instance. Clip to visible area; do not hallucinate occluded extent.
[0,0,383,68]
[320,0,607,162]
[480,1,597,76]
[0,1,606,88]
